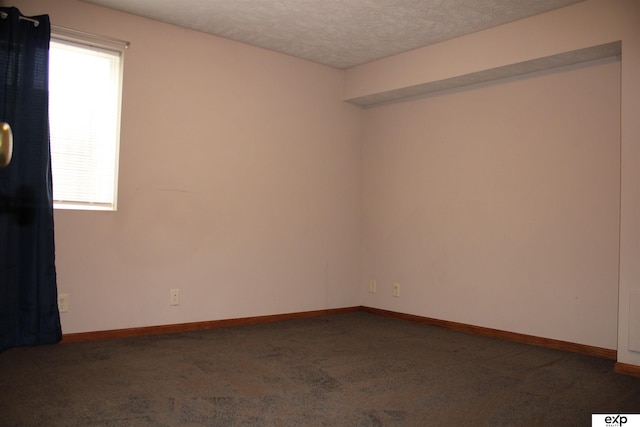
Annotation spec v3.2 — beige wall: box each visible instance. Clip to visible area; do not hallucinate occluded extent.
[343,0,625,102]
[360,58,620,349]
[11,0,363,333]
[348,0,640,366]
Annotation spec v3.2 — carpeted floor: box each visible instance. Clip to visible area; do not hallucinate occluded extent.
[1,311,639,426]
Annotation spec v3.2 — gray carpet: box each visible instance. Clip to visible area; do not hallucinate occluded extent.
[1,311,639,426]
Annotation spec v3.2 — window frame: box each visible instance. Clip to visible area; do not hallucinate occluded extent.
[49,28,126,211]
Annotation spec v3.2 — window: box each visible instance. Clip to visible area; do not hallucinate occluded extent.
[48,32,125,210]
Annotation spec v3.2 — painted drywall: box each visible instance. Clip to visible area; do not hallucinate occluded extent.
[9,0,363,333]
[360,58,620,349]
[347,0,640,366]
[343,0,624,102]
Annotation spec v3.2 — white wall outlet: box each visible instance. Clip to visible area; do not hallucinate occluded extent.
[58,294,69,313]
[393,282,400,297]
[369,279,377,293]
[170,288,180,306]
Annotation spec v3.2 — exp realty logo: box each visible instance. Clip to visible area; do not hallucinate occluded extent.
[604,415,628,426]
[593,414,640,427]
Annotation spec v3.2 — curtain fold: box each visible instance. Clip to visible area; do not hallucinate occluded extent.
[0,7,61,351]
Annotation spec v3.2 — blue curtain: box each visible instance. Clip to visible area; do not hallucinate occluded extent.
[0,7,61,351]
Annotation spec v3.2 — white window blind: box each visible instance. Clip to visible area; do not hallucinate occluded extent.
[48,35,124,210]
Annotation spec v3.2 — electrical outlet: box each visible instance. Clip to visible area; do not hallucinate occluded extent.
[58,294,69,313]
[369,279,377,293]
[170,288,180,306]
[393,283,400,297]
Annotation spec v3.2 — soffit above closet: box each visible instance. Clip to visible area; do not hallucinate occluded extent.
[81,0,585,69]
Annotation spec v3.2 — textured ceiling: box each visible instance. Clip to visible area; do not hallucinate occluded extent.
[82,0,585,69]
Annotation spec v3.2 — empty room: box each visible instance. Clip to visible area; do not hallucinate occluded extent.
[1,0,639,425]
